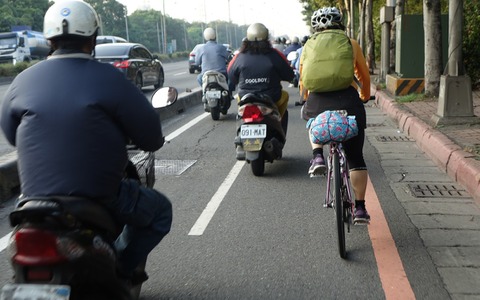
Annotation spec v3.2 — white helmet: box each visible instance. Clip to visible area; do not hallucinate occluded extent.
[203,27,216,41]
[246,23,269,42]
[311,7,343,30]
[43,0,100,40]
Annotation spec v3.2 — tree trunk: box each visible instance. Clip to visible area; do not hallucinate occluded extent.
[344,0,352,38]
[423,0,443,97]
[358,0,366,50]
[365,0,375,73]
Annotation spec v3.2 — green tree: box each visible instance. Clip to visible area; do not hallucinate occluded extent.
[0,0,50,32]
[85,0,126,37]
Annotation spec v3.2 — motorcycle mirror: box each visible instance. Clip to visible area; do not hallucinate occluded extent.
[286,51,298,61]
[151,87,178,108]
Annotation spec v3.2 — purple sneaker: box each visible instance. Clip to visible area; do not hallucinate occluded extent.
[308,154,326,176]
[354,207,371,224]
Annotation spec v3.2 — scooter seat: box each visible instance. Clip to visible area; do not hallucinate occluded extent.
[10,196,119,235]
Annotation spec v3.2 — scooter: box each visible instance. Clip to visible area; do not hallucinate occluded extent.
[201,70,231,120]
[0,87,178,300]
[235,93,287,176]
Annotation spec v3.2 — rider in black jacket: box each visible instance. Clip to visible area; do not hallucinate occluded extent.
[0,0,172,282]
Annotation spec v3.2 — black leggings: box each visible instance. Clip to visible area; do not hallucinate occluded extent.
[303,86,367,170]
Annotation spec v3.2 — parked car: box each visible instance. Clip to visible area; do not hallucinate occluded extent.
[96,35,127,44]
[188,43,234,74]
[95,43,164,90]
[188,43,204,74]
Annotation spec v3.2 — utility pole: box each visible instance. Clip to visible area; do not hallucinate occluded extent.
[379,0,395,81]
[432,0,477,125]
[162,0,167,54]
[124,7,129,42]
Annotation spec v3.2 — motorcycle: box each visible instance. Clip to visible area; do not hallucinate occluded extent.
[0,87,178,300]
[235,93,288,176]
[201,70,231,120]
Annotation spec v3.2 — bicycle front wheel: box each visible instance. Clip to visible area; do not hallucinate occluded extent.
[333,151,347,258]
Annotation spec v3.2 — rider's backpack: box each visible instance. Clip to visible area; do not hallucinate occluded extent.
[300,29,354,93]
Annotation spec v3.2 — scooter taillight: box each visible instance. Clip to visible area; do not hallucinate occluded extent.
[242,105,264,123]
[11,228,68,266]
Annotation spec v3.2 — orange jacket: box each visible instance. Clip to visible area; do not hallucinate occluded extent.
[299,38,370,102]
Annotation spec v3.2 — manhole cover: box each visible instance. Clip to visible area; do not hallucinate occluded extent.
[155,160,196,175]
[375,135,413,142]
[367,123,386,127]
[408,183,470,198]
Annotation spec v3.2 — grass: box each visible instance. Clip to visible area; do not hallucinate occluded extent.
[396,93,426,103]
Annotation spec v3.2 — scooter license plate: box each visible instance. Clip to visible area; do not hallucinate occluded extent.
[1,284,71,300]
[240,124,267,139]
[205,90,221,99]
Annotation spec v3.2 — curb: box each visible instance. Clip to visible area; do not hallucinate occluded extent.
[0,88,202,202]
[374,86,480,206]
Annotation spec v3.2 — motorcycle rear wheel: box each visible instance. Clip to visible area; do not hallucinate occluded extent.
[210,106,220,120]
[250,151,265,176]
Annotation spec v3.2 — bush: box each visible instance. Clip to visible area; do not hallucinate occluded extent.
[0,61,36,77]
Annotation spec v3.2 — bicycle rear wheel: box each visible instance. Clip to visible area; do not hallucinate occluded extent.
[333,151,347,258]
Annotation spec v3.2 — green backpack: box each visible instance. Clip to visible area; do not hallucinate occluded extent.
[300,29,354,93]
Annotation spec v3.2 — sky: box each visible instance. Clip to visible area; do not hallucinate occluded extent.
[115,0,311,40]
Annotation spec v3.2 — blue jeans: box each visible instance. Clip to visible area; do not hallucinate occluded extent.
[108,179,172,276]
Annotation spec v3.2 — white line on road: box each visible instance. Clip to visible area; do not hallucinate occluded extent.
[188,160,245,236]
[174,72,187,76]
[0,232,11,252]
[165,113,209,142]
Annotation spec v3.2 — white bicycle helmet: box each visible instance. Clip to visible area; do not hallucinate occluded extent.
[246,23,269,42]
[311,7,343,31]
[43,0,100,40]
[203,27,216,41]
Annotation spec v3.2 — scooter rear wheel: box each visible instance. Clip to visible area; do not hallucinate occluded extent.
[250,151,265,176]
[211,106,220,120]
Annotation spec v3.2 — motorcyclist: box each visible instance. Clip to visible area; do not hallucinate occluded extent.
[0,0,172,283]
[195,27,234,114]
[300,7,371,223]
[228,23,294,159]
[272,37,286,52]
[283,36,301,57]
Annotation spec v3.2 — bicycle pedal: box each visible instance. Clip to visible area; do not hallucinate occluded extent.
[309,173,325,178]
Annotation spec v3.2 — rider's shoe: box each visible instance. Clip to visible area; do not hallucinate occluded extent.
[308,154,326,176]
[354,207,371,224]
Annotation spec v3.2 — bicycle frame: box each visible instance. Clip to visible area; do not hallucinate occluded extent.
[324,141,355,258]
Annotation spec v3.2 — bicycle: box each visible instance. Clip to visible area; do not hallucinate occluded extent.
[308,109,366,258]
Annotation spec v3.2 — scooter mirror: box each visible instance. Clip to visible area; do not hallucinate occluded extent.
[151,87,178,108]
[286,51,298,61]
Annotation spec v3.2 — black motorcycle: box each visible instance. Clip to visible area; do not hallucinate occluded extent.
[0,87,178,300]
[235,93,288,176]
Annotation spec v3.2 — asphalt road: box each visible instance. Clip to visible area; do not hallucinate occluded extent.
[0,61,453,299]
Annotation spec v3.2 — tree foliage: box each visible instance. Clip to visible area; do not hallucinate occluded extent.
[0,0,50,32]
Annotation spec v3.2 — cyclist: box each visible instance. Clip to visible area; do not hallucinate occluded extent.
[228,23,294,159]
[0,0,172,282]
[196,27,234,113]
[300,7,371,222]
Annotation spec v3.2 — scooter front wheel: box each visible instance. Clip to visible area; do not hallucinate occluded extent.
[250,151,265,176]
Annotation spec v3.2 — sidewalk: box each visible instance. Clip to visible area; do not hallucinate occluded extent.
[373,84,480,207]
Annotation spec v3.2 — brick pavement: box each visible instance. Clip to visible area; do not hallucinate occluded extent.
[374,86,480,206]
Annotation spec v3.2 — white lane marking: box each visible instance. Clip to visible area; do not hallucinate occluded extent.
[0,112,210,252]
[188,160,245,236]
[165,112,209,142]
[0,232,11,252]
[174,72,186,76]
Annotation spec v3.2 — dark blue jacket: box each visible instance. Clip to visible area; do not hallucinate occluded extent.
[0,52,164,199]
[227,48,294,102]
